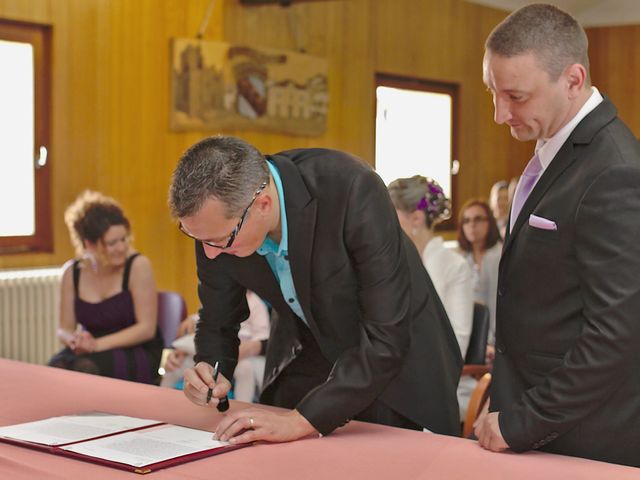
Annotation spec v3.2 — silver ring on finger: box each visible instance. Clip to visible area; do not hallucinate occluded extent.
[249,417,255,428]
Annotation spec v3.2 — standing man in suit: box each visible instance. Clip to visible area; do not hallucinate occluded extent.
[169,136,462,445]
[475,4,640,467]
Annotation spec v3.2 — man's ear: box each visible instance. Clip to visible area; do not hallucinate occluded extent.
[255,192,273,216]
[565,63,587,99]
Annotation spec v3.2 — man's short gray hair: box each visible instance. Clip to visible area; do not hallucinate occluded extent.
[485,3,590,83]
[169,136,270,219]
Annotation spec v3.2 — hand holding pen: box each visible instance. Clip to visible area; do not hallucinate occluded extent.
[210,361,229,412]
[183,360,231,411]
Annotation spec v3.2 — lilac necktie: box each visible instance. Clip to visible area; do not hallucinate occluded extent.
[510,153,543,231]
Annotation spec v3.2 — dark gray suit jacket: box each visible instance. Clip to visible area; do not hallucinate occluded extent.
[492,97,640,467]
[192,148,462,436]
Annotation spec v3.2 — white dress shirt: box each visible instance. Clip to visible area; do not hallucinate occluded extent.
[537,87,604,181]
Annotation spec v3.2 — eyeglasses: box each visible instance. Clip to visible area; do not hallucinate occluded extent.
[461,215,489,225]
[178,181,268,249]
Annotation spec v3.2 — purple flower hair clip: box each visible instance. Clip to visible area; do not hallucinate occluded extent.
[416,197,429,211]
[414,177,451,223]
[428,183,443,195]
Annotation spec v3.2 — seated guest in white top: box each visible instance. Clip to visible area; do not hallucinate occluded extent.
[457,199,502,364]
[388,176,474,359]
[161,291,270,403]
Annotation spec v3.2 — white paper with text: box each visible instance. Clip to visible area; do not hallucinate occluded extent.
[60,424,230,467]
[0,413,159,446]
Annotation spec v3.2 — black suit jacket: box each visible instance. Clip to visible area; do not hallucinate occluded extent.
[492,97,640,467]
[193,148,462,436]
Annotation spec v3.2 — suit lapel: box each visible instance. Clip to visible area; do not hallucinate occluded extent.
[269,154,319,332]
[502,142,578,256]
[502,96,618,259]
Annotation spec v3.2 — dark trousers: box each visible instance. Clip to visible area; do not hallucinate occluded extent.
[260,320,421,432]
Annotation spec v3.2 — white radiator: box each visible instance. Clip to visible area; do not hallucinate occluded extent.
[0,267,62,364]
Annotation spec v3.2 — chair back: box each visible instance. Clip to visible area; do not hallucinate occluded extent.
[465,302,490,365]
[462,372,492,438]
[157,291,187,348]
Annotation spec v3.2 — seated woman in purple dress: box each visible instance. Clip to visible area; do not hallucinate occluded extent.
[48,191,163,384]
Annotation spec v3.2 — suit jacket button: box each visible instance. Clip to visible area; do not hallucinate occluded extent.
[496,343,505,354]
[498,287,505,296]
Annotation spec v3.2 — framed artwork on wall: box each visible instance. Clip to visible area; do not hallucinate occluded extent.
[170,39,328,136]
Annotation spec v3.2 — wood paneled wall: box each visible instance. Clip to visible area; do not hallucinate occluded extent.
[371,0,534,208]
[587,25,640,136]
[6,0,631,312]
[222,0,533,197]
[0,0,221,310]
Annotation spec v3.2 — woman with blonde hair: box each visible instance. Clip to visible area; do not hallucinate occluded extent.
[48,191,162,383]
[388,176,473,360]
[389,176,474,419]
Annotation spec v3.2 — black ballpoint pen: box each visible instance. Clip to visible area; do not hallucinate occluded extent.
[212,361,230,412]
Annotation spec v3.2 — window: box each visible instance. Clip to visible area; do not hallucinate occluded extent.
[0,20,52,253]
[375,74,459,228]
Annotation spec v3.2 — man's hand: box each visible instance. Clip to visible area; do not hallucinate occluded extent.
[183,361,231,409]
[475,411,509,452]
[215,408,317,445]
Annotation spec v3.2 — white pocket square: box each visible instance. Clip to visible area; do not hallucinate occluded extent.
[529,214,557,231]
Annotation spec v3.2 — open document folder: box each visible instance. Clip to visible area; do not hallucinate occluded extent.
[0,412,248,474]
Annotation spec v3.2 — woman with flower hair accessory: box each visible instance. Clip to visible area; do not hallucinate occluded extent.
[389,175,474,419]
